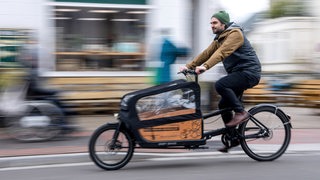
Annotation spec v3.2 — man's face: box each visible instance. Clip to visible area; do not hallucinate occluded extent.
[210,17,225,34]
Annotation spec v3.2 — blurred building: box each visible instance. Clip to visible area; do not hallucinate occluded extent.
[0,0,55,71]
[0,0,224,74]
[248,16,319,74]
[248,0,320,75]
[2,0,320,76]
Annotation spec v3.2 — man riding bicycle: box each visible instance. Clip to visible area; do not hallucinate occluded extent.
[180,11,261,151]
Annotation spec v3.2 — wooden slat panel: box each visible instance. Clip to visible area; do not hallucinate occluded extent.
[49,83,150,91]
[47,77,148,85]
[299,80,320,85]
[60,91,130,100]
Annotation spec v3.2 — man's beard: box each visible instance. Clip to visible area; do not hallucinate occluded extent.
[212,28,223,35]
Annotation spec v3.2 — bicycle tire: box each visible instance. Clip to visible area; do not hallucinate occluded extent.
[89,123,135,170]
[239,105,291,161]
[7,102,63,142]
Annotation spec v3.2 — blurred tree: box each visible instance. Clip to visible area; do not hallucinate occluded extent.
[269,0,309,18]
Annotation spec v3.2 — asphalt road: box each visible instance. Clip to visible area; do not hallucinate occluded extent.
[1,152,320,180]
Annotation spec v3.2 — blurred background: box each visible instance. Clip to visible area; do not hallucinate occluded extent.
[0,0,319,116]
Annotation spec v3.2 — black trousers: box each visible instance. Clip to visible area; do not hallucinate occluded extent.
[215,71,259,124]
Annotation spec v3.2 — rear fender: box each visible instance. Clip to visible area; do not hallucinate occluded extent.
[248,104,292,128]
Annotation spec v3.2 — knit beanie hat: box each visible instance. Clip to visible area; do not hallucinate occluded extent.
[212,11,230,25]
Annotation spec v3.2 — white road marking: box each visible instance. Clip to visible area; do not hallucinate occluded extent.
[0,162,93,171]
[2,146,320,172]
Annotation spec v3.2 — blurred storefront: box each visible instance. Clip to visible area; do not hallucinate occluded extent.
[50,0,151,71]
[0,0,222,73]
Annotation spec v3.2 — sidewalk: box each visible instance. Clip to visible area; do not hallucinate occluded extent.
[0,106,319,162]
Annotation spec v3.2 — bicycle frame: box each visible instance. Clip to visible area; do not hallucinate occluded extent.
[115,70,291,149]
[89,70,292,170]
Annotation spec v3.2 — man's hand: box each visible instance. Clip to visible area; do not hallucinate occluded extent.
[195,66,207,74]
[179,66,188,72]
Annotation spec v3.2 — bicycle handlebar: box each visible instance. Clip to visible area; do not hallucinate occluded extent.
[177,69,198,76]
[178,69,199,83]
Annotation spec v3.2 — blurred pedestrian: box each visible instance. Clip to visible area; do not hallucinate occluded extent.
[155,29,188,85]
[180,11,261,152]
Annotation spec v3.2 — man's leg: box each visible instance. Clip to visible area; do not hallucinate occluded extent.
[215,72,251,127]
[217,98,241,153]
[218,99,233,124]
[215,72,249,111]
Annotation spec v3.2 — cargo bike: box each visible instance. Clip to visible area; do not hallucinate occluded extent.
[89,70,292,170]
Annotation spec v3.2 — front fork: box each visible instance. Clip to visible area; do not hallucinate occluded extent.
[109,122,122,149]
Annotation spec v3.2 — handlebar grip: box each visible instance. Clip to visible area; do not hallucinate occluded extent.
[198,69,205,74]
[178,69,197,75]
[178,69,199,83]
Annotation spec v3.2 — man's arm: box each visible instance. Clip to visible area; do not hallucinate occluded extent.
[203,29,244,69]
[186,40,218,69]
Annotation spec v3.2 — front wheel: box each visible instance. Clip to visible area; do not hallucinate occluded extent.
[239,105,291,161]
[89,123,135,170]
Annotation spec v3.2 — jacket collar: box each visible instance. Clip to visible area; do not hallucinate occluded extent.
[214,22,242,40]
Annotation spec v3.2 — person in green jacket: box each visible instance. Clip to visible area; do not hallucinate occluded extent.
[180,11,261,152]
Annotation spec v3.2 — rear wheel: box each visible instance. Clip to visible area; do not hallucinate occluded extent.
[239,105,291,161]
[89,123,135,170]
